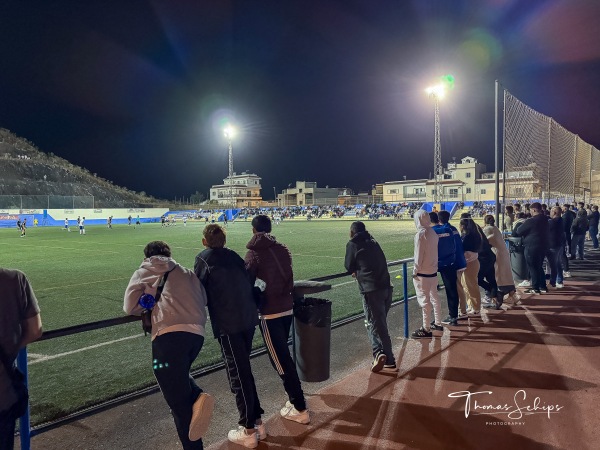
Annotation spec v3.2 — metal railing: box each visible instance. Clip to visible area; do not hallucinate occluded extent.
[16,258,415,450]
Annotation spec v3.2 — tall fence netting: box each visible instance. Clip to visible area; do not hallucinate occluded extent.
[504,91,600,205]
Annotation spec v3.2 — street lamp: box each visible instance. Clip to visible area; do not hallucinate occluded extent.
[425,83,446,205]
[223,125,236,209]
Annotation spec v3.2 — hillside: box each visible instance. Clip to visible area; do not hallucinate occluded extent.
[0,128,163,208]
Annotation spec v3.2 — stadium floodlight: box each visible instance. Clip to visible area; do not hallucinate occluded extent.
[223,125,236,208]
[425,84,446,100]
[223,125,236,140]
[426,83,446,204]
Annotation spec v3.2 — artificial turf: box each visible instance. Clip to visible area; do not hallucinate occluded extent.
[0,218,418,424]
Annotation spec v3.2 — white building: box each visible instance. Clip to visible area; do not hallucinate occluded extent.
[210,172,262,207]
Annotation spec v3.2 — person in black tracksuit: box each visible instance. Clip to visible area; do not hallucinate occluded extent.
[512,203,550,294]
[194,224,264,446]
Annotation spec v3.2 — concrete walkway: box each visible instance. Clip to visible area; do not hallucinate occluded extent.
[20,246,600,450]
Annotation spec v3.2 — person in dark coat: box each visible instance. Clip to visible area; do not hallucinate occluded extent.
[571,209,589,260]
[588,205,599,250]
[345,221,396,370]
[195,224,264,447]
[547,207,566,289]
[562,204,576,257]
[512,202,550,294]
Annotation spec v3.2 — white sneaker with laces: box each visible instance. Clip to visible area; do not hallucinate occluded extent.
[228,426,258,448]
[481,295,492,305]
[255,422,267,441]
[556,283,564,288]
[280,401,310,424]
[517,280,531,287]
[563,271,572,278]
[371,353,386,373]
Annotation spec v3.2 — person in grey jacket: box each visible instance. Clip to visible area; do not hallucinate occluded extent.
[345,221,396,372]
[124,241,212,450]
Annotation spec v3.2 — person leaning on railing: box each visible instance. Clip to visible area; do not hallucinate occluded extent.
[124,241,213,449]
[0,268,43,450]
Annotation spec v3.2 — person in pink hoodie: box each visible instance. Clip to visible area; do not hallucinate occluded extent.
[124,241,212,449]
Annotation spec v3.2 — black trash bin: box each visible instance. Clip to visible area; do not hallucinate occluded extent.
[293,297,332,382]
[507,236,528,281]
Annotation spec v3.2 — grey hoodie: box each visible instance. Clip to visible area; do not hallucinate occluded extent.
[124,256,207,339]
[413,209,439,276]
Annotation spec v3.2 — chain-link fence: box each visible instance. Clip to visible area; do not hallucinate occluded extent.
[503,91,600,205]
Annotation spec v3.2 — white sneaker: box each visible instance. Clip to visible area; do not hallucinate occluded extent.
[280,401,310,424]
[482,295,492,305]
[517,280,531,287]
[371,353,386,373]
[255,422,267,441]
[563,271,572,278]
[556,283,564,289]
[228,426,258,448]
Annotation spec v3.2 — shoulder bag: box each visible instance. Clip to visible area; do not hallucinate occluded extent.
[141,268,174,335]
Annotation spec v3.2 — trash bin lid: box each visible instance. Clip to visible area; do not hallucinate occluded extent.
[293,280,332,298]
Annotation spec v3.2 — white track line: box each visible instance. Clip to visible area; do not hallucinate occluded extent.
[29,334,143,365]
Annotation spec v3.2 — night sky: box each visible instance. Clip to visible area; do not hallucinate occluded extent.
[1,0,600,200]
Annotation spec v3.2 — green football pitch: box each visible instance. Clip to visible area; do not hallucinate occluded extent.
[0,218,418,425]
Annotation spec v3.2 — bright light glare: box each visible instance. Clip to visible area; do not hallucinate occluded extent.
[223,125,236,139]
[425,84,446,99]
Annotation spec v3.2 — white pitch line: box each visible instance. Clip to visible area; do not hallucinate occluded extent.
[0,241,120,254]
[29,334,144,365]
[293,253,345,259]
[36,277,132,292]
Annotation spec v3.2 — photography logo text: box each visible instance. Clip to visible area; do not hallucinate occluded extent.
[448,389,564,424]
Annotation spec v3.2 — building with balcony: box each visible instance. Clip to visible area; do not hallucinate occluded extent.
[210,172,262,207]
[378,156,541,204]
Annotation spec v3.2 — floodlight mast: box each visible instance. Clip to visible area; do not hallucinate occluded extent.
[223,126,236,209]
[426,84,445,205]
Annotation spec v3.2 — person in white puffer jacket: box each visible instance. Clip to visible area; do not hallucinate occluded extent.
[411,209,440,339]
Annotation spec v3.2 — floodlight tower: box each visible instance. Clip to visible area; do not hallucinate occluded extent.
[223,125,236,208]
[425,84,446,205]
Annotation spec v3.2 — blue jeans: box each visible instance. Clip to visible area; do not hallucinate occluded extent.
[546,247,563,286]
[571,233,585,259]
[362,287,395,366]
[590,225,599,249]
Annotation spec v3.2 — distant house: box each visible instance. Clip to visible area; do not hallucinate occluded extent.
[209,171,262,207]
